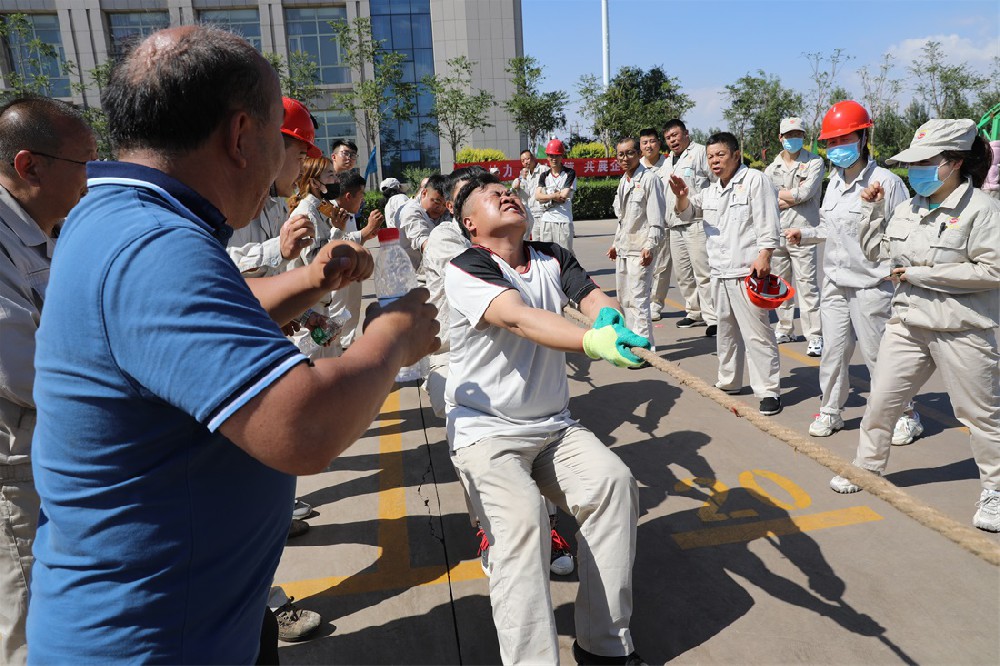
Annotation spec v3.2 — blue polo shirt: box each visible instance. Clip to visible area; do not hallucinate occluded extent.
[29,162,306,663]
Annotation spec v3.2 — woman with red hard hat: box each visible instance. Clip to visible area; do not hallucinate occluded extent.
[829,118,1000,533]
[785,100,922,444]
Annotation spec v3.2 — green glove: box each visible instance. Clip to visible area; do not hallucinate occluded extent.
[593,306,625,329]
[582,322,651,368]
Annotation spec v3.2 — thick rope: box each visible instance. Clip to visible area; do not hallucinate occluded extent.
[566,308,1000,566]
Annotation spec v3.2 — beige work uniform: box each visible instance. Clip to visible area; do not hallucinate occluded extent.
[659,144,716,323]
[512,163,548,241]
[764,148,824,339]
[857,180,1000,489]
[680,166,782,397]
[537,168,576,252]
[226,196,294,277]
[0,185,52,665]
[612,165,666,341]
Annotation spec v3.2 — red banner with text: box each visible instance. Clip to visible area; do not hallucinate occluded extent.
[454,158,623,180]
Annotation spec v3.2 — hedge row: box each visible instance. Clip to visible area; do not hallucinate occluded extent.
[455,147,506,162]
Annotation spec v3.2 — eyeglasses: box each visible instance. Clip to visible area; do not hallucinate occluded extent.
[28,150,89,166]
[335,150,358,160]
[616,150,638,158]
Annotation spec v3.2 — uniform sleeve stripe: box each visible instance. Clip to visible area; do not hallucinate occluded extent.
[207,352,308,432]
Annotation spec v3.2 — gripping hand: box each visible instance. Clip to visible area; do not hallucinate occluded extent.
[582,309,651,368]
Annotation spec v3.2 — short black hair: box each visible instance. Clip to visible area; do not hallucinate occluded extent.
[706,131,740,155]
[663,119,687,134]
[454,171,502,239]
[331,138,358,154]
[519,148,533,157]
[446,165,487,203]
[638,128,659,141]
[424,173,448,197]
[103,26,275,155]
[0,96,88,170]
[337,171,366,196]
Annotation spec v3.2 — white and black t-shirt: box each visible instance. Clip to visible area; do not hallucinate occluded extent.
[538,168,577,225]
[444,241,598,451]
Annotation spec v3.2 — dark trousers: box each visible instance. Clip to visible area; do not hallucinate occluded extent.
[257,607,279,665]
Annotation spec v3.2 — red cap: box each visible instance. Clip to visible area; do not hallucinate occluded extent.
[377,228,399,243]
[281,97,322,158]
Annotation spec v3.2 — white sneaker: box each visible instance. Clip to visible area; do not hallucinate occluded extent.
[775,332,794,344]
[292,499,312,519]
[650,308,662,322]
[891,413,924,446]
[806,336,823,357]
[830,475,863,494]
[809,413,844,437]
[973,489,1000,532]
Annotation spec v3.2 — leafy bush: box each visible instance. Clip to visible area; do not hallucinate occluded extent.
[456,147,506,163]
[568,141,607,159]
[402,165,437,191]
[572,178,619,220]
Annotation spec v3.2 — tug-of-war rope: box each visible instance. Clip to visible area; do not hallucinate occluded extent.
[565,307,1000,567]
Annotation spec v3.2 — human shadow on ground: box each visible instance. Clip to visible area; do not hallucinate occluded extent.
[568,379,682,447]
[887,457,980,487]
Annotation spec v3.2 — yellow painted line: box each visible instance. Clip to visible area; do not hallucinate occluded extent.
[278,560,485,601]
[376,389,411,576]
[671,505,883,550]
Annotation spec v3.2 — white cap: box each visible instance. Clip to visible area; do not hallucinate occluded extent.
[887,119,978,165]
[779,117,805,135]
[379,177,401,192]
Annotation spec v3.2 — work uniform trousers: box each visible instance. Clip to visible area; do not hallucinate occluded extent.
[713,277,781,398]
[615,254,654,342]
[668,222,715,324]
[0,464,38,666]
[452,425,638,664]
[856,322,1000,490]
[771,240,821,339]
[650,232,672,315]
[539,220,573,254]
[817,280,893,416]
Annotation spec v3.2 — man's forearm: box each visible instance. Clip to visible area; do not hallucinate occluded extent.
[246,268,329,326]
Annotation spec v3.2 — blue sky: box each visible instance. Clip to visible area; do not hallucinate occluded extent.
[520,0,1000,137]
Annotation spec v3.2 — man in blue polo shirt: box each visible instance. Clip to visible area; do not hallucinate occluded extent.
[27,25,439,663]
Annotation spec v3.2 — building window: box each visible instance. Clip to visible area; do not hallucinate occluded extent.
[199,9,262,51]
[284,7,349,86]
[0,13,71,98]
[312,109,357,156]
[107,12,170,57]
[369,0,437,176]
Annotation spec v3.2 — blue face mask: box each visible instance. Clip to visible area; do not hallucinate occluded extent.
[827,141,860,168]
[781,137,804,153]
[907,164,945,197]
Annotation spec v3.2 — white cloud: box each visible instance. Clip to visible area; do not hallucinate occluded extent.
[686,86,728,133]
[886,34,1000,68]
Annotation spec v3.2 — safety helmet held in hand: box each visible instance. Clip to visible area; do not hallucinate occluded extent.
[818,100,873,140]
[545,138,566,156]
[745,274,795,310]
[281,97,322,158]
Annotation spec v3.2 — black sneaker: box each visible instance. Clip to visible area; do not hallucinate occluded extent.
[287,519,309,540]
[705,325,718,337]
[759,397,782,416]
[676,317,705,328]
[573,640,647,665]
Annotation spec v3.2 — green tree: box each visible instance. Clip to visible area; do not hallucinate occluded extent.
[577,65,694,155]
[909,40,988,119]
[802,49,852,140]
[858,53,903,153]
[264,51,322,107]
[0,13,62,98]
[327,16,415,167]
[504,56,568,153]
[422,56,495,159]
[66,60,114,159]
[723,70,802,160]
[975,56,1000,114]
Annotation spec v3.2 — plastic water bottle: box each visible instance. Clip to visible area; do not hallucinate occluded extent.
[297,308,350,347]
[373,228,429,383]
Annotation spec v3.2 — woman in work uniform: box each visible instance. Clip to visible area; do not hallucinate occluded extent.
[828,118,1000,533]
[786,101,922,443]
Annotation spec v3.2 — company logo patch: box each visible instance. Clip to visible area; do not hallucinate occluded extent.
[947,216,960,227]
[915,130,927,141]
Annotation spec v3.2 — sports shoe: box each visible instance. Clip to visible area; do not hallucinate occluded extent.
[809,413,844,437]
[806,336,823,357]
[275,597,322,642]
[973,489,1000,532]
[829,475,862,493]
[677,317,706,328]
[775,332,794,344]
[759,397,782,416]
[476,527,490,576]
[891,413,924,446]
[550,529,575,575]
[572,640,647,665]
[650,308,662,322]
[292,499,312,519]
[287,519,309,539]
[705,325,717,337]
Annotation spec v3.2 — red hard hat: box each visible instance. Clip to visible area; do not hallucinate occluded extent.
[745,274,795,310]
[545,138,565,156]
[281,97,322,158]
[818,100,873,140]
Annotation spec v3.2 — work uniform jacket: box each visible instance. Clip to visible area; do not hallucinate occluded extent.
[611,164,665,257]
[764,148,824,230]
[662,142,712,228]
[861,178,1000,331]
[226,197,293,277]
